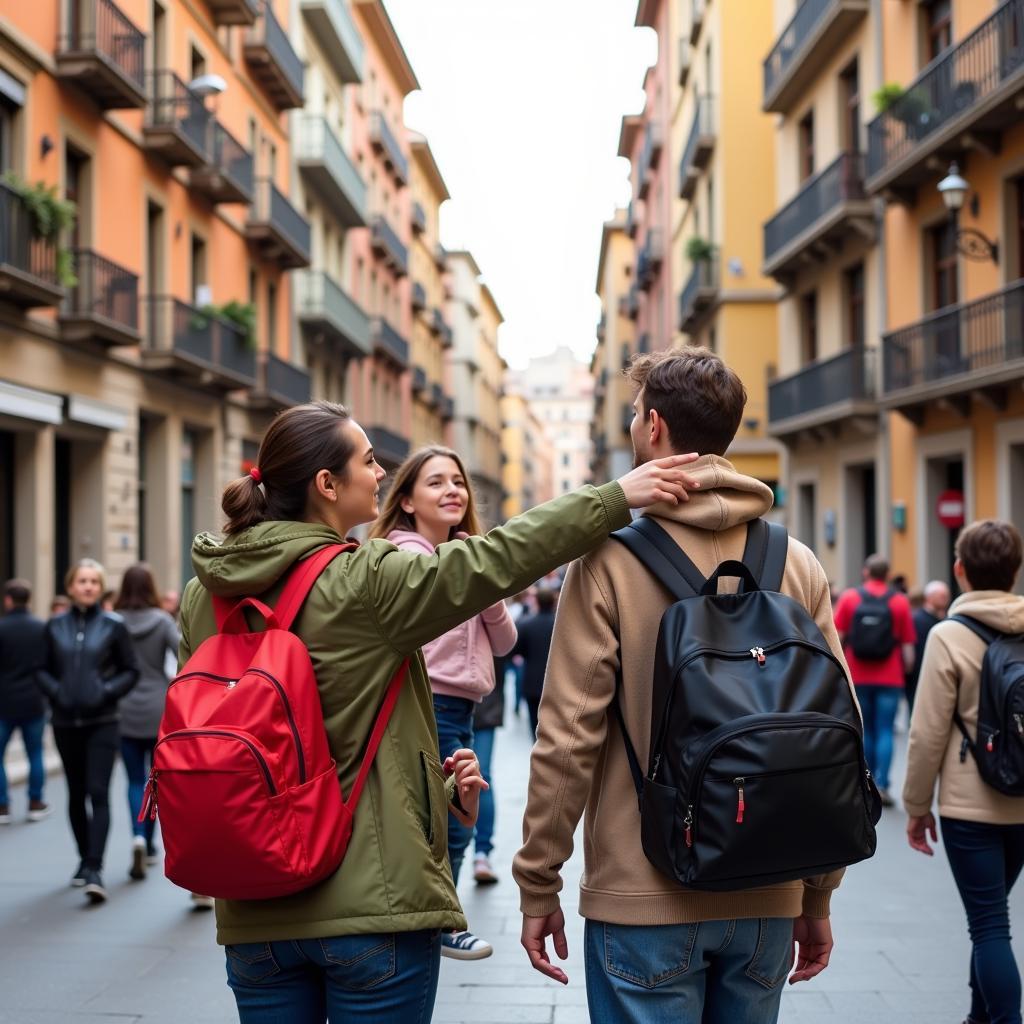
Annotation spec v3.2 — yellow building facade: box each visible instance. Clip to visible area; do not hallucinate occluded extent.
[501,390,553,520]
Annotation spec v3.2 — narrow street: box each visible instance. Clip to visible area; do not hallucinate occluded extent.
[0,702,1019,1023]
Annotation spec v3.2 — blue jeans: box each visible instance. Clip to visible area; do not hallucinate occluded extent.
[585,917,793,1024]
[225,929,441,1024]
[120,736,156,845]
[432,695,474,884]
[855,684,901,790]
[942,816,1024,1024]
[0,715,46,805]
[473,726,496,856]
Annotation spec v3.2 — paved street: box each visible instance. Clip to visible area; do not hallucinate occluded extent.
[0,701,1021,1023]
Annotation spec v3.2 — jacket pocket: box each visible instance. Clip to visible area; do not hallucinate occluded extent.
[420,750,449,862]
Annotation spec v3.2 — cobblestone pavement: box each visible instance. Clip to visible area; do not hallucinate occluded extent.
[0,701,1020,1023]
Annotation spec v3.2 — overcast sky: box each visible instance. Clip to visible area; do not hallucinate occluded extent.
[386,0,656,369]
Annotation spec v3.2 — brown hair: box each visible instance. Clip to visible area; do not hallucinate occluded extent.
[65,558,106,593]
[864,554,889,581]
[3,578,31,606]
[956,519,1023,592]
[222,401,356,535]
[368,446,483,541]
[625,347,746,456]
[115,563,161,611]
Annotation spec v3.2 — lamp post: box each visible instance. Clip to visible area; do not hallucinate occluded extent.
[937,162,999,263]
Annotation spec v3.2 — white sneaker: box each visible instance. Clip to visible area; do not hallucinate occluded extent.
[473,854,499,885]
[129,837,146,881]
[441,930,493,960]
[190,893,215,911]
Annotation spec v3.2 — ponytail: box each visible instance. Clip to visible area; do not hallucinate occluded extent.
[222,473,270,535]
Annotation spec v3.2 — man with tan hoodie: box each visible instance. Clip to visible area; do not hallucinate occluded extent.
[513,348,856,1023]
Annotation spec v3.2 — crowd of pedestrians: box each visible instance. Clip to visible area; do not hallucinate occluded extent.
[0,348,1022,1024]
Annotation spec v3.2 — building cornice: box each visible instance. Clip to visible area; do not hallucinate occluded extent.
[352,0,420,95]
[409,133,451,201]
[617,115,643,158]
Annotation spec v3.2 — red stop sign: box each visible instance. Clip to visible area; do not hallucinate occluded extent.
[937,489,965,529]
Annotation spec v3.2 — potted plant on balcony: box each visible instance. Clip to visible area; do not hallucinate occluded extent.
[192,300,258,349]
[685,236,714,263]
[2,172,77,287]
[871,83,934,139]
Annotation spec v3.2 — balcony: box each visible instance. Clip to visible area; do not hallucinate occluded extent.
[678,96,716,201]
[412,280,427,311]
[625,200,640,239]
[434,242,447,270]
[637,228,664,292]
[412,364,427,393]
[678,257,720,333]
[370,215,408,276]
[0,181,64,308]
[143,71,210,167]
[678,37,691,87]
[370,112,409,186]
[433,306,453,346]
[295,269,370,358]
[208,0,258,25]
[142,296,257,389]
[299,0,363,83]
[191,120,254,205]
[768,346,877,438]
[866,0,1024,197]
[244,1,304,111]
[430,381,444,410]
[247,179,311,269]
[763,0,869,115]
[881,279,1024,419]
[440,396,455,420]
[370,317,409,367]
[59,249,139,346]
[690,0,706,44]
[619,284,640,321]
[763,152,873,282]
[296,115,367,227]
[365,425,410,467]
[412,201,427,235]
[597,313,606,341]
[637,120,664,200]
[55,0,146,109]
[249,352,312,409]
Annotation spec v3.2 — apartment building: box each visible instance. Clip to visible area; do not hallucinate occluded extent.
[762,0,883,587]
[347,0,414,473]
[408,133,451,449]
[291,0,371,411]
[0,0,313,610]
[501,389,553,519]
[591,211,637,482]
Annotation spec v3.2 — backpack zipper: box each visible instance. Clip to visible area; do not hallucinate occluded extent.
[154,730,278,795]
[734,778,745,823]
[168,668,306,784]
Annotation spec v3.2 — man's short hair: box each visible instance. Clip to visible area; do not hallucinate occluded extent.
[625,347,747,456]
[535,588,557,613]
[956,519,1023,592]
[3,579,30,606]
[864,554,889,581]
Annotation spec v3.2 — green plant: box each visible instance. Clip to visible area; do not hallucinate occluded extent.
[871,83,905,114]
[2,172,77,287]
[685,236,714,262]
[194,300,258,349]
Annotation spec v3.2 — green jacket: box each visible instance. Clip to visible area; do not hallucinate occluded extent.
[178,482,630,945]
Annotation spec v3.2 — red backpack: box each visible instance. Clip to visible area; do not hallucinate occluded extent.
[141,544,409,900]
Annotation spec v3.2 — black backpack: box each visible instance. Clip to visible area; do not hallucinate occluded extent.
[848,587,897,661]
[610,516,881,892]
[950,615,1024,796]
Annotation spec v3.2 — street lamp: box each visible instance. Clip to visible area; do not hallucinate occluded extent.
[937,162,999,263]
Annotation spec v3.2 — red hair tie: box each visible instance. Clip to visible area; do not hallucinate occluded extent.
[249,467,262,484]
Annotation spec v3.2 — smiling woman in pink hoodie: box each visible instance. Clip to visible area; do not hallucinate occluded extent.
[369,445,516,961]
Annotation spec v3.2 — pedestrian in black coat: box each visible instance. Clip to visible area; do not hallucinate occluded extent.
[0,579,49,824]
[512,588,558,737]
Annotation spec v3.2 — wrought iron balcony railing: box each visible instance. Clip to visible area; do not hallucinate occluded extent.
[143,71,210,167]
[296,115,367,227]
[294,270,370,357]
[370,215,409,276]
[247,179,312,269]
[191,119,254,205]
[370,316,409,366]
[768,345,877,430]
[245,1,305,110]
[370,112,409,185]
[60,249,139,345]
[299,0,363,83]
[678,257,719,333]
[678,96,715,201]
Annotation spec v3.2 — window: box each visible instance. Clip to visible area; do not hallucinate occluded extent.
[924,0,952,62]
[267,280,278,354]
[798,111,815,181]
[844,263,865,348]
[64,144,89,247]
[181,429,197,588]
[562,453,570,467]
[800,291,818,364]
[190,45,206,80]
[190,233,208,305]
[929,220,958,311]
[0,72,25,174]
[151,0,167,72]
[840,59,860,154]
[137,416,149,561]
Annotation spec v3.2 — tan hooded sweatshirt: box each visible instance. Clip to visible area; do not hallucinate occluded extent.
[512,456,857,925]
[903,590,1024,824]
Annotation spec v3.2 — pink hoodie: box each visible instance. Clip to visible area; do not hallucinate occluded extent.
[388,529,518,702]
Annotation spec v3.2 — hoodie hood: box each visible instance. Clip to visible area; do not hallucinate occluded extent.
[948,590,1024,634]
[387,529,434,555]
[190,522,344,598]
[645,455,774,531]
[119,607,171,639]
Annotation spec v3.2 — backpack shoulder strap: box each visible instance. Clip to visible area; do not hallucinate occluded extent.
[950,613,1001,647]
[609,516,704,600]
[611,670,645,805]
[741,519,788,593]
[274,543,354,632]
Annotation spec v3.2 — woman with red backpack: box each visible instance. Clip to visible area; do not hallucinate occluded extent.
[175,401,697,1023]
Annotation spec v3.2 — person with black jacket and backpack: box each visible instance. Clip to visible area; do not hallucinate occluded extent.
[514,349,873,1023]
[834,555,916,807]
[904,519,1024,1024]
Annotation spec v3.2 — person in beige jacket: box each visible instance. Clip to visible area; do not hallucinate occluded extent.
[513,349,858,1024]
[904,519,1024,1024]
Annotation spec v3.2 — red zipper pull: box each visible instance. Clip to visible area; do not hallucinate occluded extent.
[139,771,158,822]
[684,806,694,848]
[987,734,995,754]
[734,778,745,824]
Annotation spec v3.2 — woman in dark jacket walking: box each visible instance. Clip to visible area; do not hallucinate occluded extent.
[114,564,179,882]
[37,559,139,903]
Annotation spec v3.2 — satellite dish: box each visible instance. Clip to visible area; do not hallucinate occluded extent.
[188,74,228,98]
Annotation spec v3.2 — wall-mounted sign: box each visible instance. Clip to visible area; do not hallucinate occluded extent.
[936,489,965,530]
